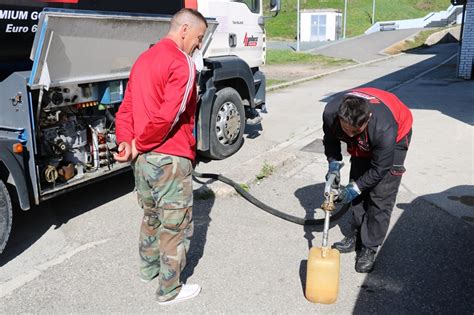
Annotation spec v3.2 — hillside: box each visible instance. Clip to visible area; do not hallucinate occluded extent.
[265,0,450,39]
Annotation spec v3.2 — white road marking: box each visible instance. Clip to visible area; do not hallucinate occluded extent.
[0,239,110,298]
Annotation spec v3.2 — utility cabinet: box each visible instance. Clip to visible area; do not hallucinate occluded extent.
[300,9,342,42]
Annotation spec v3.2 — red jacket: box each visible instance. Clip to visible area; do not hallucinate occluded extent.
[323,87,413,190]
[115,38,197,161]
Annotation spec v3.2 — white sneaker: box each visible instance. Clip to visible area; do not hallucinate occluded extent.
[157,284,201,306]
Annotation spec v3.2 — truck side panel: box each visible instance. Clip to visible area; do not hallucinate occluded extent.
[0,72,38,207]
[0,0,185,80]
[0,138,31,210]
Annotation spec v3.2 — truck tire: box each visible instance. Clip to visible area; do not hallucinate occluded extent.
[0,180,12,254]
[207,87,245,160]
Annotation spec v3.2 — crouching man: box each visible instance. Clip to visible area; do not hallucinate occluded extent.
[322,87,413,273]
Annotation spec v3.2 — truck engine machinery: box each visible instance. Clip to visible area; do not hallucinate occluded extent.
[37,82,120,188]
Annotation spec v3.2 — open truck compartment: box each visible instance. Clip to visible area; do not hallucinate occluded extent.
[23,9,217,201]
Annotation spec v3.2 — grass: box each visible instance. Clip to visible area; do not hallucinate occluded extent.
[267,79,287,86]
[239,183,250,191]
[266,50,354,65]
[401,28,444,50]
[256,161,275,181]
[384,27,444,54]
[264,0,450,39]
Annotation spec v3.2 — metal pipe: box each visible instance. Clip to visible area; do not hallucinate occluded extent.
[343,0,348,39]
[322,210,331,248]
[296,0,300,51]
[372,0,376,24]
[459,3,467,45]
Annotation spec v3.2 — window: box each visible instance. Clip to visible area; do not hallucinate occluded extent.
[310,14,327,41]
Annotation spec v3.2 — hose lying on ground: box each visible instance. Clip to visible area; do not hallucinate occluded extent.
[193,171,350,226]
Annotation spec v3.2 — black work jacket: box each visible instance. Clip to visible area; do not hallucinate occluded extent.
[322,88,412,191]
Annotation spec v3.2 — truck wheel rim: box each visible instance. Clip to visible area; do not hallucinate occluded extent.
[215,101,241,145]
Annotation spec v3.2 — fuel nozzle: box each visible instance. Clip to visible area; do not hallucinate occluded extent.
[321,171,341,212]
[321,192,336,212]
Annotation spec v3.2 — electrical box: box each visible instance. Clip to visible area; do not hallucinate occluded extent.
[300,9,342,42]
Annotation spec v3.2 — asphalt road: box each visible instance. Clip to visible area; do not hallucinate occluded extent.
[1,43,473,313]
[268,28,423,62]
[307,28,424,62]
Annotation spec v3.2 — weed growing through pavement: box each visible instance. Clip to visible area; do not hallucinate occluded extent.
[256,161,275,181]
[239,183,250,191]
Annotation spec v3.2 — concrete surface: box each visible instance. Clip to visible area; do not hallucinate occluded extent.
[306,28,423,62]
[0,42,473,313]
[425,25,461,46]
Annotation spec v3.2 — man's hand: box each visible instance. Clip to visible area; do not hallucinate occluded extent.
[131,139,139,161]
[337,181,361,204]
[326,161,344,188]
[113,142,132,163]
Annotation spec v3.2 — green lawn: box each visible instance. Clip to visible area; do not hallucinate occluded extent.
[265,0,450,39]
[266,49,354,65]
[402,27,444,50]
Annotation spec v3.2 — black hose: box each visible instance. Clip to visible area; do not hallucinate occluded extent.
[105,108,116,123]
[193,171,350,226]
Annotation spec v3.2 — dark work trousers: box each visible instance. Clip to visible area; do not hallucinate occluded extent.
[349,129,412,250]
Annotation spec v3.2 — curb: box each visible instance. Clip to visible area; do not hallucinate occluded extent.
[193,126,324,199]
[379,29,425,56]
[265,52,404,92]
[193,151,297,199]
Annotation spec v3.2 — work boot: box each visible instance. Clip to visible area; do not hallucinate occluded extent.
[355,247,376,273]
[332,231,359,253]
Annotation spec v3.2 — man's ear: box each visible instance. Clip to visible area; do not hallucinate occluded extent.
[181,23,190,38]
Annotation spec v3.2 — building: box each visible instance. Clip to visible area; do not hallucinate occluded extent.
[458,0,473,79]
[300,9,342,42]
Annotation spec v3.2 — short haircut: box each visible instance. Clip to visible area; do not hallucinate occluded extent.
[170,8,208,31]
[337,95,371,127]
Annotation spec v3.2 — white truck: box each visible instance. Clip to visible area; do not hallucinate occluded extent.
[0,0,281,252]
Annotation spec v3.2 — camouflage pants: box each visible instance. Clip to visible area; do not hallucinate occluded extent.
[133,152,194,302]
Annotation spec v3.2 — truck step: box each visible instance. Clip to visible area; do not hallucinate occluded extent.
[254,98,264,106]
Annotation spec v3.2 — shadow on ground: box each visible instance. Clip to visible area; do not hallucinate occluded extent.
[352,185,474,313]
[294,182,352,296]
[0,170,136,266]
[1,169,215,284]
[181,195,215,283]
[320,43,474,125]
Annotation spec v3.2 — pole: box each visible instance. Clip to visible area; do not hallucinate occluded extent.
[343,0,347,39]
[296,0,300,51]
[372,0,376,24]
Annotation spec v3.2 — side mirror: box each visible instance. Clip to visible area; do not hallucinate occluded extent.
[270,0,281,13]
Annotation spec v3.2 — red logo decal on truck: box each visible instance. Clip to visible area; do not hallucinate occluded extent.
[243,32,258,47]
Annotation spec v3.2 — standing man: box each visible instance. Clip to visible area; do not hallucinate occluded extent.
[114,9,208,305]
[322,87,413,273]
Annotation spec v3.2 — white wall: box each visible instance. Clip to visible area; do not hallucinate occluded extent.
[365,5,463,34]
